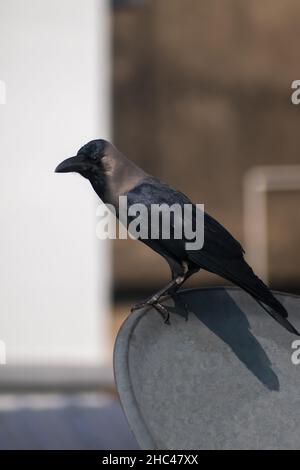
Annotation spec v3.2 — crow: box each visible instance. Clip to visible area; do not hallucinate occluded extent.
[55,139,299,335]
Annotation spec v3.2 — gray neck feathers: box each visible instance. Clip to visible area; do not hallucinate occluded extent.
[102,149,147,206]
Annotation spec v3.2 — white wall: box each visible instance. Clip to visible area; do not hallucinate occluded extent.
[0,0,111,368]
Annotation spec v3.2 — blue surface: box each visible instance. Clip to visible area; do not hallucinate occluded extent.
[0,394,138,450]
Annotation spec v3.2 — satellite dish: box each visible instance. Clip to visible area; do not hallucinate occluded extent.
[114,287,300,450]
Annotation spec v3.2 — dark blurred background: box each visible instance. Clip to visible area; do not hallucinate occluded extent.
[112,0,300,323]
[1,0,300,450]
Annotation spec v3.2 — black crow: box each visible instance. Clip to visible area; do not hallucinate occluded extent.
[55,139,299,335]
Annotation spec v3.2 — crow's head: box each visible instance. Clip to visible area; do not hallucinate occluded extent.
[55,139,108,180]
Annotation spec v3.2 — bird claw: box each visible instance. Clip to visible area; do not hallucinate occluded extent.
[131,301,148,312]
[154,302,170,324]
[131,299,171,324]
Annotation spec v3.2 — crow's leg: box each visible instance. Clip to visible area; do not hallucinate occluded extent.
[131,267,198,323]
[131,298,171,324]
[167,268,199,320]
[131,277,182,324]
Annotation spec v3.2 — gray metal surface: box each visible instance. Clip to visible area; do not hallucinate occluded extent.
[114,287,300,450]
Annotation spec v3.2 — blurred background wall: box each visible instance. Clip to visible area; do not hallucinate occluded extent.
[0,0,111,381]
[112,0,300,310]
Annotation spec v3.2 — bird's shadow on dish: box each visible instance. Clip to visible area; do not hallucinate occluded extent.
[168,289,280,392]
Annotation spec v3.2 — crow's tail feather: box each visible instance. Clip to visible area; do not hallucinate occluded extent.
[224,260,300,336]
[188,251,299,335]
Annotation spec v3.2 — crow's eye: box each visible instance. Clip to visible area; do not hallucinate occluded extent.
[90,154,98,162]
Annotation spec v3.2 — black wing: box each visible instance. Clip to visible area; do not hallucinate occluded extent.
[125,178,298,335]
[126,178,244,264]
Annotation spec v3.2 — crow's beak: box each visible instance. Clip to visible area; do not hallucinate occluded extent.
[55,157,82,173]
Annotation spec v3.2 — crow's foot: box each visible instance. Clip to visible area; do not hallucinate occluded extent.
[131,299,170,324]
